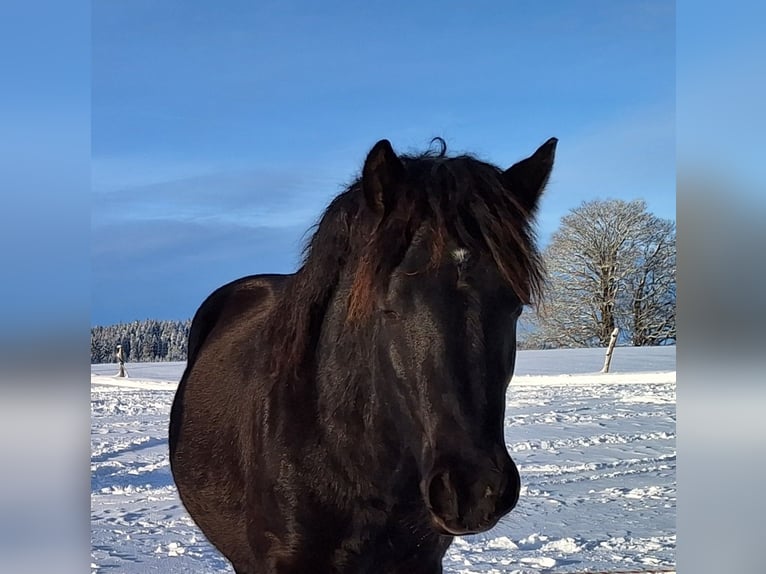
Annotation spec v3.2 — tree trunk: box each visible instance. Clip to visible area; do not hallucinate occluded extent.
[600,327,619,373]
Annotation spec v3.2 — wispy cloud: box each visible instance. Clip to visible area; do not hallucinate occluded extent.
[92,218,308,323]
[92,159,342,229]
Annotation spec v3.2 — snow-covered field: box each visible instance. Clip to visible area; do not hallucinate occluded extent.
[91,346,676,573]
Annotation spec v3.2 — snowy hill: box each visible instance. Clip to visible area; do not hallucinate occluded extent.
[91,346,675,573]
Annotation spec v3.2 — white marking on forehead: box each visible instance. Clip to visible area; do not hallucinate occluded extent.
[451,248,470,263]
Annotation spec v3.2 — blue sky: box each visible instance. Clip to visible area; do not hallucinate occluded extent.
[92,0,675,325]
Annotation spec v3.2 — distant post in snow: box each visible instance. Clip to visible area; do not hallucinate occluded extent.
[600,328,620,373]
[116,344,127,378]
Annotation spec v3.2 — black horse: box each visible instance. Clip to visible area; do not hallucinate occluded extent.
[169,136,557,573]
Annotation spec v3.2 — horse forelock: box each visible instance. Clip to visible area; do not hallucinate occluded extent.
[344,152,544,317]
[264,144,544,382]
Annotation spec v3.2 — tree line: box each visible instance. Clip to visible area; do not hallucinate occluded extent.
[92,199,675,362]
[91,319,191,364]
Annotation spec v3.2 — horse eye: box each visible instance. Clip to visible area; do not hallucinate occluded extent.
[381,308,400,320]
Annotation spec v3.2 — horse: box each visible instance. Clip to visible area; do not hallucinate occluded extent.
[169,136,557,573]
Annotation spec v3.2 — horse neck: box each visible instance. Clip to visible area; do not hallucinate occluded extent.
[313,340,411,486]
[312,285,396,432]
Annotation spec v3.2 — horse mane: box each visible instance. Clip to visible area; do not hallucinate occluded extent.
[264,139,544,382]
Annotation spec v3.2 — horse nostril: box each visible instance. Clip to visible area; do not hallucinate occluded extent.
[427,470,459,520]
[424,458,522,535]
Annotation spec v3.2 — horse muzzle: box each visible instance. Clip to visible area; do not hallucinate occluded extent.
[422,454,521,536]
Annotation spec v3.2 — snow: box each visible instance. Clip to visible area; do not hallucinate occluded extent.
[91,346,676,573]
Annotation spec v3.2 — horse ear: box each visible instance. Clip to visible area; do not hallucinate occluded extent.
[362,139,405,214]
[502,137,557,215]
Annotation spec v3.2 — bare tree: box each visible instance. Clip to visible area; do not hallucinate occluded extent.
[624,217,676,345]
[525,199,676,348]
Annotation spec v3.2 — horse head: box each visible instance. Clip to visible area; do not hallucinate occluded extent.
[356,137,556,535]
